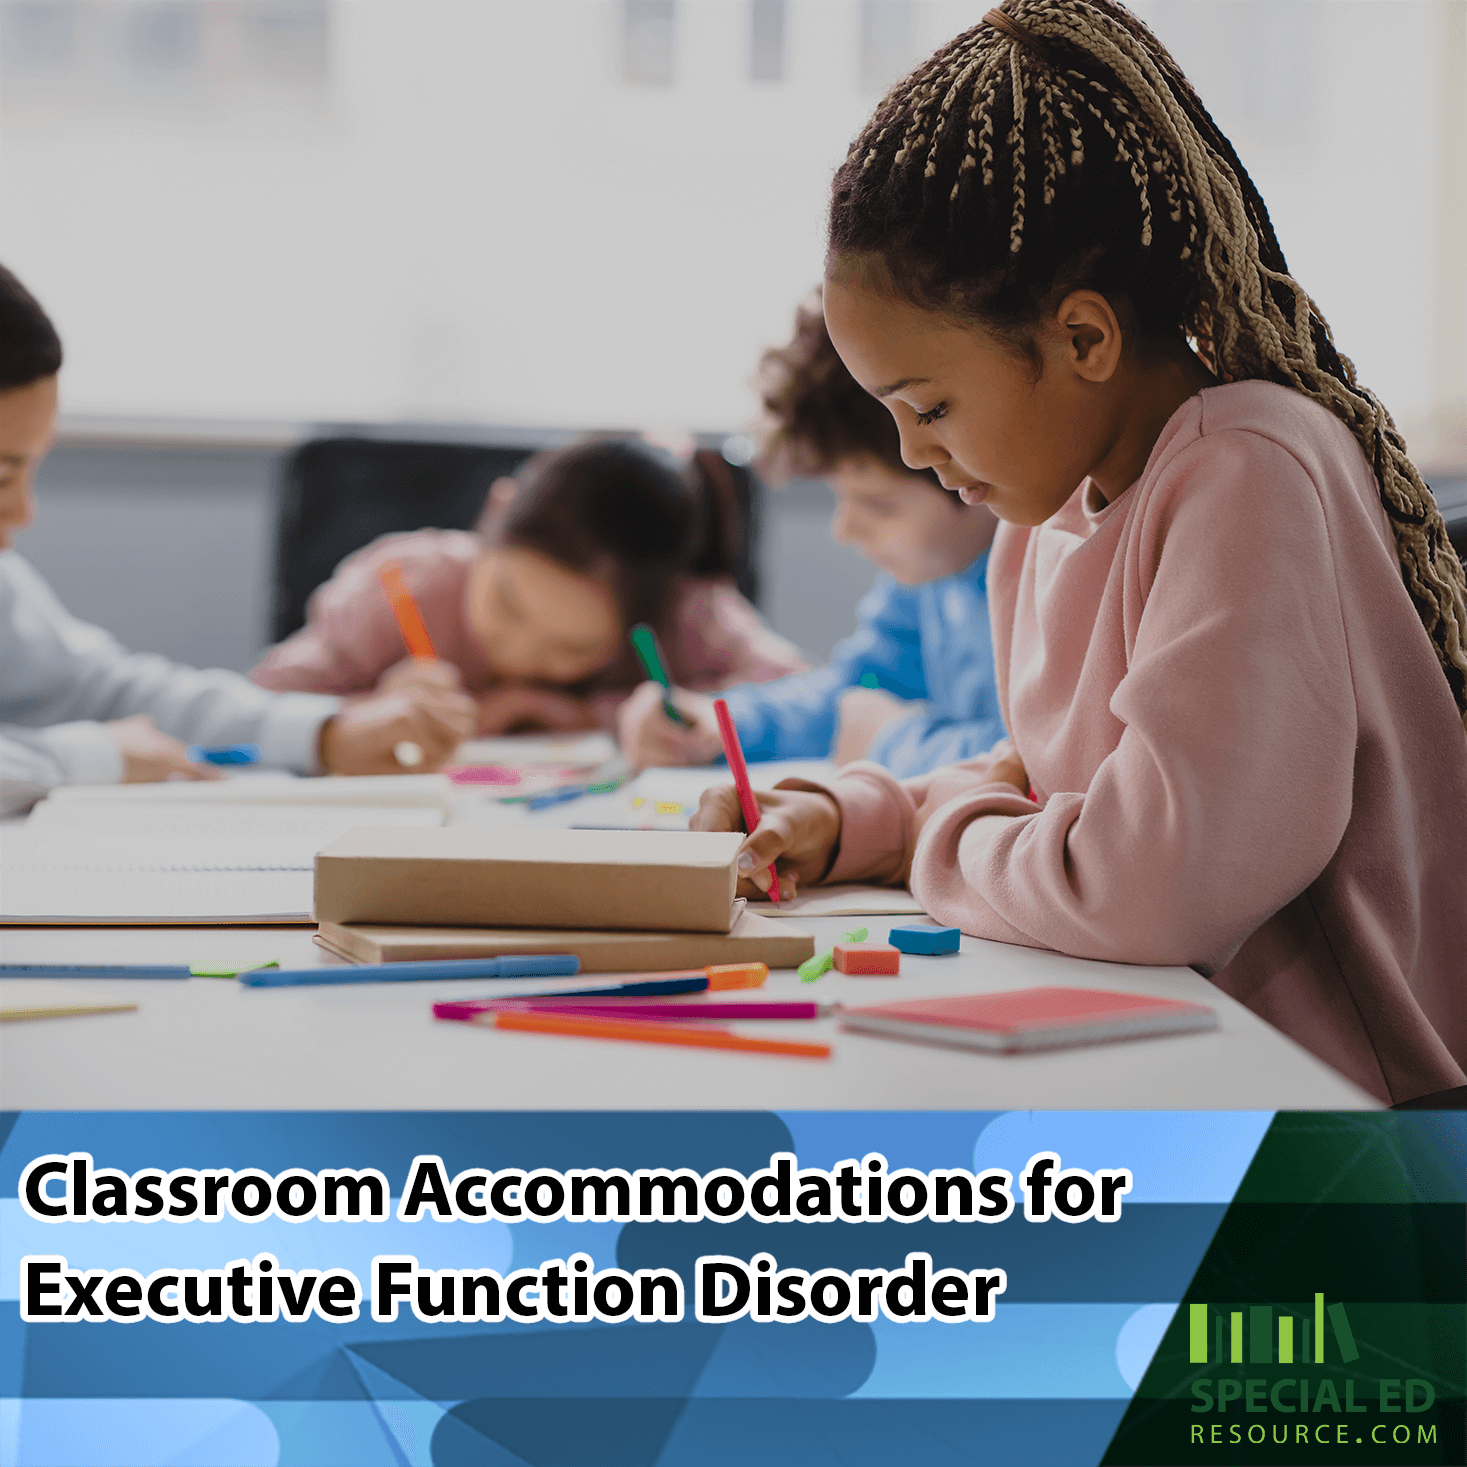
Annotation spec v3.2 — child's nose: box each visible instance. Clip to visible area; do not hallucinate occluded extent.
[897,420,947,473]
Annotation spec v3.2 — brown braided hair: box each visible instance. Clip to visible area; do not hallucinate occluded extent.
[827,0,1467,725]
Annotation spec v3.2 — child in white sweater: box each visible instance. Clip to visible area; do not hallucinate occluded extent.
[0,265,474,814]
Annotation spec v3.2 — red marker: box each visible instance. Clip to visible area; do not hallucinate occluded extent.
[712,696,781,904]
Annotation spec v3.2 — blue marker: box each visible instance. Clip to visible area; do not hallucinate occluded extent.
[241,955,580,987]
[188,743,261,765]
[526,786,588,812]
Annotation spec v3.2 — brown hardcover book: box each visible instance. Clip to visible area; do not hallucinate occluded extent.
[313,828,743,933]
[314,907,816,972]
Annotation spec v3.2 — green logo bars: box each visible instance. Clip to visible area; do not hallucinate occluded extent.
[1189,1296,1359,1366]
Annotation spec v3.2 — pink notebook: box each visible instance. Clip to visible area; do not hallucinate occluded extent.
[841,986,1216,1054]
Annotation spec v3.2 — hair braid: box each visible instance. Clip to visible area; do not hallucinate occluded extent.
[827,0,1467,726]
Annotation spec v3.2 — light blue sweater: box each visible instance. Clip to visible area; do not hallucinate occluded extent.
[719,551,1005,776]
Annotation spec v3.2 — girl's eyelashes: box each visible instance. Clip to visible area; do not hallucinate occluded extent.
[914,403,948,427]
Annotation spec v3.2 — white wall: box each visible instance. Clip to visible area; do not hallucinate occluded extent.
[2,0,1461,458]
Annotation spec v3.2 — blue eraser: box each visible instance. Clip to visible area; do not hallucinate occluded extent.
[888,925,960,955]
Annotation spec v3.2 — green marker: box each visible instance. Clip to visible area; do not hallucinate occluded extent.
[630,623,692,727]
[798,926,869,983]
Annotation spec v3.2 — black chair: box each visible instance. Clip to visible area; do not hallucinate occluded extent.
[270,438,536,643]
[269,435,766,645]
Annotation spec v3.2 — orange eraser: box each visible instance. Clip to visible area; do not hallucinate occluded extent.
[705,962,770,991]
[833,942,901,975]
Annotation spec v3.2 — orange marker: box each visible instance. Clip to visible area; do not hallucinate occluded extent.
[493,1009,829,1058]
[378,560,436,660]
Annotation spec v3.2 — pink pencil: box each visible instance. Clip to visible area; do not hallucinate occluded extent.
[712,697,781,904]
[469,1001,823,1021]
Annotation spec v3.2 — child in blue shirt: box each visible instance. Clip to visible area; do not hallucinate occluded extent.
[619,295,1003,774]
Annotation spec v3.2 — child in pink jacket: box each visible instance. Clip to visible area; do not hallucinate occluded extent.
[693,1,1467,1106]
[254,439,805,735]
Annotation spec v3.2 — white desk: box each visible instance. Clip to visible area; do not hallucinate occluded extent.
[0,916,1377,1110]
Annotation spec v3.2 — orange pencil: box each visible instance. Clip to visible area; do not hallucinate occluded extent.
[493,1009,830,1058]
[378,560,436,660]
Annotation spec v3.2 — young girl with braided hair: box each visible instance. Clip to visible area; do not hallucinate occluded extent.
[694,0,1467,1105]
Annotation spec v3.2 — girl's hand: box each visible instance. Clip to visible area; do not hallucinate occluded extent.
[319,683,477,774]
[377,656,466,696]
[474,685,598,735]
[617,682,723,770]
[834,686,910,765]
[690,784,842,901]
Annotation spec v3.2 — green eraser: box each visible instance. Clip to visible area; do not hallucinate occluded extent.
[798,951,834,983]
[798,926,868,984]
[189,960,280,978]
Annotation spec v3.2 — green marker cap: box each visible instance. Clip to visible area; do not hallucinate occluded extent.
[630,624,669,687]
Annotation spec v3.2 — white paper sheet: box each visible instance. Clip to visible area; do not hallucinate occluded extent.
[43,773,452,809]
[1,807,443,924]
[0,869,315,924]
[757,884,927,919]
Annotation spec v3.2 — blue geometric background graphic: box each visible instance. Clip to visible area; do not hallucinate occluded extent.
[0,1110,1273,1466]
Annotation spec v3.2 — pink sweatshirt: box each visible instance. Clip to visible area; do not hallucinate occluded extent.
[805,382,1467,1105]
[251,530,806,726]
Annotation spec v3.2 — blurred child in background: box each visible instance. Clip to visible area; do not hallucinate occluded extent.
[252,439,804,732]
[0,265,465,816]
[619,294,1003,774]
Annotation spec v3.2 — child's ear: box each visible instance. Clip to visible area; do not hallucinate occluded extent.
[1054,291,1123,384]
[488,476,519,508]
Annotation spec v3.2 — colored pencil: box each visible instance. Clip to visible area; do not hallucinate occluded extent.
[2,961,278,980]
[2,1004,138,1022]
[242,955,579,987]
[2,963,191,980]
[435,976,710,1021]
[492,1009,830,1058]
[474,1001,824,1021]
[432,963,769,1021]
[378,560,437,660]
[712,697,781,903]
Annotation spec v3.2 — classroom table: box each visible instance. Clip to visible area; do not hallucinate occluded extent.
[0,915,1378,1110]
